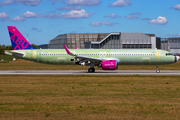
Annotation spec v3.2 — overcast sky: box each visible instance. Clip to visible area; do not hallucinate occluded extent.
[1,0,180,45]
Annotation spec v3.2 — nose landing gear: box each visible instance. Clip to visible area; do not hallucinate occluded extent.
[156,66,160,73]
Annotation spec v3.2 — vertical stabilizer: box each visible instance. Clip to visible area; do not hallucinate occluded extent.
[7,26,36,50]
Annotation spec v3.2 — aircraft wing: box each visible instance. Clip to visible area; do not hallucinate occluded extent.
[74,55,103,62]
[63,44,103,62]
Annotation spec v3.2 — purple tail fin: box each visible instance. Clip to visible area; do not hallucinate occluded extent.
[7,26,36,50]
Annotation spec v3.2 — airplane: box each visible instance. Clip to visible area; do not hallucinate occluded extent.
[5,26,179,73]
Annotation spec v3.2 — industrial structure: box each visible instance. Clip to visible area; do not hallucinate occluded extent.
[49,32,161,49]
[48,33,108,49]
[161,37,180,53]
[46,32,180,54]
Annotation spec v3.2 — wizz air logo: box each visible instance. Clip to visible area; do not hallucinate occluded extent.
[9,32,29,50]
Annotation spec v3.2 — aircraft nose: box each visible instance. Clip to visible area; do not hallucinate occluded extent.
[174,56,179,63]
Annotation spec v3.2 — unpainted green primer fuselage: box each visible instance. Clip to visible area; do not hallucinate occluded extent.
[8,49,175,65]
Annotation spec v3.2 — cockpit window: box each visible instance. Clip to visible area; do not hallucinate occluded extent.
[166,53,173,56]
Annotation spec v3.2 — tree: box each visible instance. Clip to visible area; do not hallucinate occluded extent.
[31,44,38,49]
[0,45,13,55]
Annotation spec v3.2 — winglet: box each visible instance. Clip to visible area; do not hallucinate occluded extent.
[63,44,71,54]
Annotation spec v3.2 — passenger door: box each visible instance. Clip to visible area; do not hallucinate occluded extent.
[156,51,161,59]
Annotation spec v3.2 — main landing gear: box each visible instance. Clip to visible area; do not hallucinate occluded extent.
[88,68,95,73]
[156,65,160,73]
[88,63,95,73]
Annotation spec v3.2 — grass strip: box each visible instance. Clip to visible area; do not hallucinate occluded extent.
[0,75,179,119]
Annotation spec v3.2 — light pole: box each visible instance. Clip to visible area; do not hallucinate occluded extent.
[27,34,29,41]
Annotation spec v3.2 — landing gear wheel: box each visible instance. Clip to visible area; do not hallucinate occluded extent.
[92,68,95,72]
[88,68,95,73]
[156,70,160,73]
[88,68,93,73]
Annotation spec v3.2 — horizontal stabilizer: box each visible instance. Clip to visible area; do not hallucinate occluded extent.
[5,50,25,58]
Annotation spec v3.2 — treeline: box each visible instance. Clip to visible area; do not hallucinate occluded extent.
[0,44,38,55]
[0,45,12,55]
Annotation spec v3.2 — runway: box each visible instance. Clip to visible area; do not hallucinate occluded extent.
[0,70,180,76]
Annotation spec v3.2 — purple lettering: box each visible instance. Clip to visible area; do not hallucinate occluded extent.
[10,35,15,42]
[14,45,21,50]
[21,41,29,49]
[15,39,22,45]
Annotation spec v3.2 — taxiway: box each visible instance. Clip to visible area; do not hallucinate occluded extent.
[0,70,180,76]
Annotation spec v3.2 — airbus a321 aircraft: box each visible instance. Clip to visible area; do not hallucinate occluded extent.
[5,26,179,73]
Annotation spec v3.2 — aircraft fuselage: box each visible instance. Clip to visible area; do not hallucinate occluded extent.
[7,49,175,65]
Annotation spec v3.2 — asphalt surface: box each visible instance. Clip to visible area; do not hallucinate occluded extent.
[0,70,180,76]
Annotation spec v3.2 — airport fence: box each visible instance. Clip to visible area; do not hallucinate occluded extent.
[0,55,13,63]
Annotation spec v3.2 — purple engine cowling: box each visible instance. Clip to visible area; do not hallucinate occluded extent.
[102,60,118,70]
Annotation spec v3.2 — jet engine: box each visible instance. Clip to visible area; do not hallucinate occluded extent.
[102,60,118,70]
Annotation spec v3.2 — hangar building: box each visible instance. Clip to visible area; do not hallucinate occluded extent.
[161,37,180,53]
[48,32,161,49]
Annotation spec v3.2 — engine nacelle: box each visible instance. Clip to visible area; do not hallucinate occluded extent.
[102,60,118,70]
